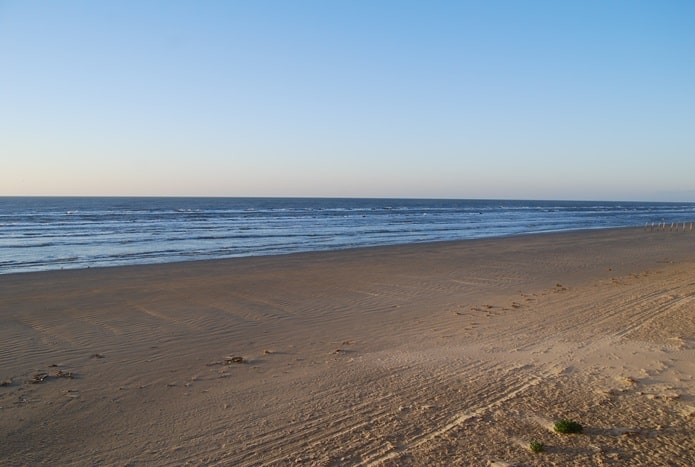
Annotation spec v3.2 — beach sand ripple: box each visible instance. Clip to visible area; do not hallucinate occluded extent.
[1,229,694,465]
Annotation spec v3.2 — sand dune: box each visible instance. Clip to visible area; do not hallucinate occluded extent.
[1,228,694,465]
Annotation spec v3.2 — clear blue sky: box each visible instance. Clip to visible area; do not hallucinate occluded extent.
[1,1,694,201]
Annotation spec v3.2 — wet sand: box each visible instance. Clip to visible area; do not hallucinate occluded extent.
[1,228,695,465]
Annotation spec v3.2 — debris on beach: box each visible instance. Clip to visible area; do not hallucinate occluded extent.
[30,372,49,384]
[54,370,74,379]
[224,356,246,364]
[90,353,105,359]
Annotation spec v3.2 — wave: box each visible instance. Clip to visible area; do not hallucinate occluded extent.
[2,197,695,274]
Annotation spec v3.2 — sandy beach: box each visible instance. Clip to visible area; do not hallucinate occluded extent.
[1,228,695,466]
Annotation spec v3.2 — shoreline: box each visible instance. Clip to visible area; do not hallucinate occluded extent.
[0,225,660,278]
[2,227,695,464]
[4,195,695,277]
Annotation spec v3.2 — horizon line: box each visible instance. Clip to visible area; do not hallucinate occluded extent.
[1,195,694,204]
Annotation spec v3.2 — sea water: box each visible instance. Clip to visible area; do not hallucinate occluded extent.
[1,197,694,275]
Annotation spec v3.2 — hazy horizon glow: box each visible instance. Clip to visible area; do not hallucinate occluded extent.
[1,1,694,201]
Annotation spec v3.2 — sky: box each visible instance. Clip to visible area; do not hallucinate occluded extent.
[1,1,694,201]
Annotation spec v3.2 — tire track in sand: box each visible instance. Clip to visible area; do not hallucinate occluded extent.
[360,368,554,466]
[205,358,511,465]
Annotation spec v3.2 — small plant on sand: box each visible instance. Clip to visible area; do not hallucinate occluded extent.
[554,418,583,434]
[529,441,545,453]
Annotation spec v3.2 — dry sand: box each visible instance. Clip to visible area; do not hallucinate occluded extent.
[1,228,695,466]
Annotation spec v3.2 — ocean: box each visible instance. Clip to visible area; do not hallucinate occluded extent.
[1,197,694,275]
